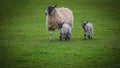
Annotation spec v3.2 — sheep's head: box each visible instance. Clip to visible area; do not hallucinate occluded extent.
[82,20,88,28]
[45,5,57,16]
[57,22,64,29]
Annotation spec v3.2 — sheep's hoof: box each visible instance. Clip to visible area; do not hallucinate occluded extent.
[68,38,70,40]
[68,37,70,40]
[60,39,62,41]
[65,37,67,40]
[65,37,70,41]
[60,38,62,41]
[60,36,63,41]
[84,38,86,40]
[88,35,90,39]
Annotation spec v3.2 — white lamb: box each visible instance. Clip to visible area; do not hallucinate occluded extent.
[82,20,93,40]
[45,5,74,41]
[57,22,71,41]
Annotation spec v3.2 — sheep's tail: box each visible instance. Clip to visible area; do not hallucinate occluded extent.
[91,26,94,37]
[92,27,93,34]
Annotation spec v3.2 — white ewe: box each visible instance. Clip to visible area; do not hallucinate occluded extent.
[45,5,74,41]
[57,22,71,41]
[82,20,93,40]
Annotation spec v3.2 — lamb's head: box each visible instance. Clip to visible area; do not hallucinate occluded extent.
[82,20,88,28]
[45,5,57,16]
[57,21,64,29]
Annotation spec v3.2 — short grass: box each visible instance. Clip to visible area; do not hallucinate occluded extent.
[0,0,120,68]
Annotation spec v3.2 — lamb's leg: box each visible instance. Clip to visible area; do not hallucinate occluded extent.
[68,33,71,40]
[66,32,71,40]
[60,33,63,41]
[88,31,91,39]
[91,28,93,39]
[65,34,68,40]
[49,31,53,41]
[91,31,93,39]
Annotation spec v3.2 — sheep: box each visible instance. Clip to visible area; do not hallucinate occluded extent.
[82,20,93,40]
[57,22,71,41]
[45,5,74,41]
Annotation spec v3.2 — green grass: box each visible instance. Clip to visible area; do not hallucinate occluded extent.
[0,0,120,68]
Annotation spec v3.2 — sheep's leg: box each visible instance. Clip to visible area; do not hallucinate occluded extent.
[84,31,87,40]
[60,33,63,41]
[65,32,70,40]
[67,34,70,40]
[49,31,53,41]
[88,29,93,39]
[91,31,93,39]
[91,29,93,39]
[65,34,68,40]
[88,31,91,39]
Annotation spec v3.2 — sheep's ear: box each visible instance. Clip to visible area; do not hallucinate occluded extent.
[63,22,65,24]
[54,5,57,7]
[82,20,85,22]
[86,21,88,23]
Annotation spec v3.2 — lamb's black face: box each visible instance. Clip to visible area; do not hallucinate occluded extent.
[45,5,57,16]
[57,23,63,29]
[82,20,88,28]
[82,23,86,28]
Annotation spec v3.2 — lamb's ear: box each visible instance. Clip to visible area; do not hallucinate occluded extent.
[86,21,88,23]
[63,22,65,24]
[54,5,57,7]
[82,20,85,23]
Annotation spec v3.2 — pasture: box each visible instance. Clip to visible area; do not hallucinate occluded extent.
[0,0,120,68]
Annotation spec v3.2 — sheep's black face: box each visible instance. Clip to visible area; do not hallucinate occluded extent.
[82,20,88,28]
[82,23,86,28]
[57,23,63,29]
[45,5,57,16]
[48,6,55,15]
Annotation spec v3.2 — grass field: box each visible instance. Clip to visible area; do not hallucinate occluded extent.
[0,0,120,68]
